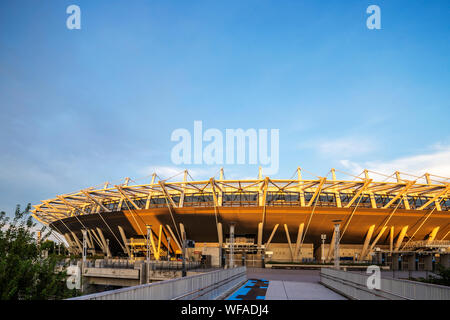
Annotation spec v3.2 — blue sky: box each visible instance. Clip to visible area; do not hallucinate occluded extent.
[0,0,449,216]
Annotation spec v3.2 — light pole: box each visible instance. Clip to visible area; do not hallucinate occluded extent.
[81,229,88,293]
[82,230,87,264]
[146,225,152,283]
[229,223,235,268]
[321,234,326,264]
[332,220,342,269]
[182,231,187,277]
[146,225,152,263]
[167,236,171,261]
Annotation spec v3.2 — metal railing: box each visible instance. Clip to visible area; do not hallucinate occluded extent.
[320,268,450,300]
[68,266,247,300]
[402,240,450,249]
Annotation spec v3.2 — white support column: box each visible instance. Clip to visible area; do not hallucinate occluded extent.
[327,229,336,262]
[217,222,223,248]
[118,226,131,257]
[166,225,182,253]
[64,233,78,254]
[284,224,294,262]
[257,222,263,250]
[89,229,105,254]
[85,230,94,249]
[179,223,186,241]
[265,224,279,250]
[366,226,388,260]
[179,223,187,260]
[294,223,304,261]
[96,227,111,258]
[71,231,83,253]
[359,225,375,261]
[394,226,409,252]
[147,225,159,260]
[427,226,440,244]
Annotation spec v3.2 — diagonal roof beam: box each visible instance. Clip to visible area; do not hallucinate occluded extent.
[344,179,372,208]
[56,196,89,216]
[159,181,178,208]
[81,190,112,212]
[115,185,141,210]
[307,177,326,207]
[381,180,416,209]
[417,185,450,210]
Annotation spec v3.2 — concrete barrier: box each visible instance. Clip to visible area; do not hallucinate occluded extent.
[320,268,450,300]
[69,266,247,300]
[83,267,140,279]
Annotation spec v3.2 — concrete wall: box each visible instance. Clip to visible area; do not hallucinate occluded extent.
[266,243,314,262]
[200,247,221,267]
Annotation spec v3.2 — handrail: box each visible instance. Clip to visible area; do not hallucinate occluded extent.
[69,266,246,300]
[172,272,246,300]
[320,268,450,300]
[320,271,410,300]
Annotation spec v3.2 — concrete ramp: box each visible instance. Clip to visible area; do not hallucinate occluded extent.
[265,280,346,300]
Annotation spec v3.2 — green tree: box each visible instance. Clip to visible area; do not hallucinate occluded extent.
[428,263,450,286]
[0,203,78,299]
[40,240,57,255]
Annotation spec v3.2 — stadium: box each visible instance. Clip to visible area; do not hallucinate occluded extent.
[32,167,450,268]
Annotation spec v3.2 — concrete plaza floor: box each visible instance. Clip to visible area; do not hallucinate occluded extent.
[247,267,322,282]
[265,280,346,300]
[244,268,347,300]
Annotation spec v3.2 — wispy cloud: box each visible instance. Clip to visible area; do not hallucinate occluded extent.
[340,143,450,180]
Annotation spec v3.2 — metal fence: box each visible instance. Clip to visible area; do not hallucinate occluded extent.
[69,266,247,300]
[320,268,450,300]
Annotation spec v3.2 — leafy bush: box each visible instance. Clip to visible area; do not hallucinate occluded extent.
[0,204,78,299]
[426,263,450,287]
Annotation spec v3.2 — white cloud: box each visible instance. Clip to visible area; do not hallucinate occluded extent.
[340,144,450,182]
[300,136,378,158]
